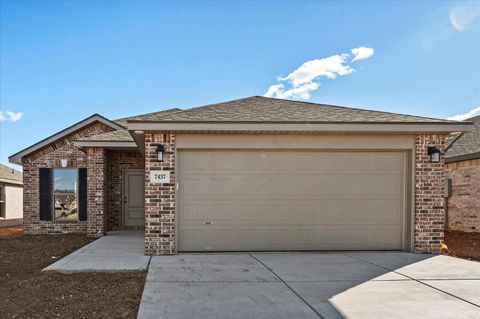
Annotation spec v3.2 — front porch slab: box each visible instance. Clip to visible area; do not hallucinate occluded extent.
[43,230,150,272]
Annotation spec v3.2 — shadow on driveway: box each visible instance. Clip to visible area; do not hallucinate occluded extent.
[138,252,480,319]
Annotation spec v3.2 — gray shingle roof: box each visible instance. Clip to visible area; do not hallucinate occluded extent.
[78,96,464,143]
[445,115,480,160]
[77,129,134,142]
[79,108,183,142]
[114,108,182,126]
[132,96,457,123]
[0,164,22,184]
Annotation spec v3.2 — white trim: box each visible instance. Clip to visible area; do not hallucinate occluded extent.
[0,178,23,186]
[127,122,473,133]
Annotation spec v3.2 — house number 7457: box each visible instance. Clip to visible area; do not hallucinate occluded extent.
[150,170,170,183]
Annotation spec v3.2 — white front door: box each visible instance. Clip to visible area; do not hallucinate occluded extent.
[123,171,145,228]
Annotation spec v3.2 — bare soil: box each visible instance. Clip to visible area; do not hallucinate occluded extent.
[0,225,23,237]
[443,230,480,262]
[0,234,146,319]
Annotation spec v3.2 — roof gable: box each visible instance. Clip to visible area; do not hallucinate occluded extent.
[9,114,124,165]
[76,108,184,144]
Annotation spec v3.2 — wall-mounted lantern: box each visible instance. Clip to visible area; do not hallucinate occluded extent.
[427,146,441,163]
[156,144,165,162]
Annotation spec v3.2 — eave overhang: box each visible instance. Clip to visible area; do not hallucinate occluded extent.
[445,152,480,163]
[126,121,473,134]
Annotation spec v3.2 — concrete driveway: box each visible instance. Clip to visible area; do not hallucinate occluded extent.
[138,252,480,319]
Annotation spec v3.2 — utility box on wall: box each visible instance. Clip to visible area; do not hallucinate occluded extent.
[444,178,452,198]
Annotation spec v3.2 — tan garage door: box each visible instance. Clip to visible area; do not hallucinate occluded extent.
[178,150,405,252]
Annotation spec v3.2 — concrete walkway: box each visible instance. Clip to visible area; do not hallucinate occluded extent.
[138,252,480,319]
[43,230,150,272]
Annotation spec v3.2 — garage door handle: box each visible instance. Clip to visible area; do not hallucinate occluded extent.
[204,221,212,225]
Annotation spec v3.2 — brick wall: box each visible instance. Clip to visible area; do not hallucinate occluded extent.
[22,122,114,235]
[86,147,107,237]
[144,132,176,255]
[106,150,144,230]
[445,159,480,233]
[414,134,446,253]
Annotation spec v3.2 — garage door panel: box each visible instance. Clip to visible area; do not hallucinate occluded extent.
[180,200,402,226]
[179,226,401,251]
[178,150,405,251]
[181,175,403,200]
[180,151,404,173]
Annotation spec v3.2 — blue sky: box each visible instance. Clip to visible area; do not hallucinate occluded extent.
[1,1,479,169]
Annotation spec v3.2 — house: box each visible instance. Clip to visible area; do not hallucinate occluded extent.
[8,96,473,255]
[445,115,480,233]
[0,164,23,227]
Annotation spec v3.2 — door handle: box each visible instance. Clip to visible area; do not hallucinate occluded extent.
[124,196,127,204]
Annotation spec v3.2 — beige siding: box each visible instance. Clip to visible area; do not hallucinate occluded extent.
[5,185,23,220]
[177,150,406,251]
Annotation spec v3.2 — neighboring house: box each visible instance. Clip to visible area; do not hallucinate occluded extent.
[8,96,473,254]
[0,164,23,227]
[445,115,480,233]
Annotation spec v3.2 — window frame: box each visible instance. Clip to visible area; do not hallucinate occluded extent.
[0,184,5,218]
[52,168,79,222]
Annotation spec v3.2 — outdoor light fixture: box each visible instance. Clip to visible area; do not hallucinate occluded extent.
[156,144,165,162]
[428,146,441,163]
[133,130,144,135]
[60,159,68,168]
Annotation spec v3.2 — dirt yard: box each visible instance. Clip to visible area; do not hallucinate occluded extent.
[0,233,146,319]
[443,230,480,262]
[0,225,23,237]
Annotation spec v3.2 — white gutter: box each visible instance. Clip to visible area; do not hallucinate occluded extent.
[127,122,473,133]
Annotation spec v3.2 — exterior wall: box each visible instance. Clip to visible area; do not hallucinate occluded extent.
[5,184,23,219]
[106,150,144,230]
[86,147,107,237]
[144,132,447,255]
[445,159,480,233]
[0,183,23,227]
[22,122,114,235]
[414,134,446,253]
[144,132,176,255]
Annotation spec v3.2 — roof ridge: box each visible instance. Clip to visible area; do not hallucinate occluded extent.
[254,96,455,123]
[466,115,480,121]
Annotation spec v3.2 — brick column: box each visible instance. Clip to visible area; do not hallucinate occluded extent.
[414,134,446,253]
[22,162,36,234]
[144,132,176,255]
[86,147,107,237]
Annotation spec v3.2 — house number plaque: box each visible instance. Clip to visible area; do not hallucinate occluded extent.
[150,170,171,183]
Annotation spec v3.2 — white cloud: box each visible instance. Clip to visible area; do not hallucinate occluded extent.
[0,111,23,122]
[450,3,480,32]
[351,47,375,62]
[264,47,374,100]
[6,111,23,122]
[447,106,480,121]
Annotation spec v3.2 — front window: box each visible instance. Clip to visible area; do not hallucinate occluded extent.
[53,169,78,221]
[0,185,5,218]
